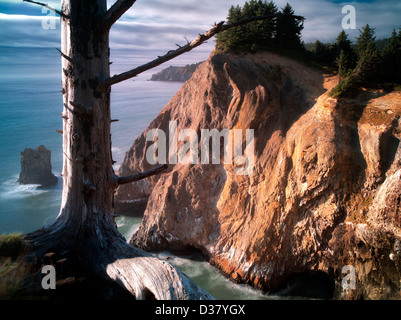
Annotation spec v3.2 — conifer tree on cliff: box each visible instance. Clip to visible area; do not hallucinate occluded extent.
[334,31,356,79]
[215,0,279,52]
[381,28,401,83]
[275,3,304,50]
[21,0,303,299]
[353,24,380,84]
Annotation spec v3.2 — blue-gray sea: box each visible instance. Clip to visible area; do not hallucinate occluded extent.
[0,46,277,300]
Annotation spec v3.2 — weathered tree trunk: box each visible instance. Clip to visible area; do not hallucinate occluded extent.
[25,0,212,300]
[22,0,301,299]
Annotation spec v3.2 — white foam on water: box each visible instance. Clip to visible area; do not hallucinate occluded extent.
[0,178,50,200]
[154,250,272,300]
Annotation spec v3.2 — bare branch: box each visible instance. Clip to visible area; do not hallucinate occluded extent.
[56,48,73,63]
[23,0,69,19]
[102,14,304,87]
[103,0,137,31]
[115,164,169,185]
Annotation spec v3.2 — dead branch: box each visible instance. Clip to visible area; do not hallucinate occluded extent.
[23,0,69,19]
[56,48,73,63]
[103,0,137,31]
[102,14,304,87]
[115,164,168,185]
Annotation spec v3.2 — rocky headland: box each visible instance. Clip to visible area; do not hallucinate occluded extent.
[115,51,401,299]
[150,62,202,82]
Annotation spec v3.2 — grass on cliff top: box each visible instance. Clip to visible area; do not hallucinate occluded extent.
[0,233,28,257]
[0,233,31,299]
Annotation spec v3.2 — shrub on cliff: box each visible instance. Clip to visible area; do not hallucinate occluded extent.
[0,233,28,258]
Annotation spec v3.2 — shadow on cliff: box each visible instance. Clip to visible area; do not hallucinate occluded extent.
[273,271,335,299]
[333,89,394,194]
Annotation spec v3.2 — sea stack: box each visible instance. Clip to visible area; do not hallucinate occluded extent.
[18,145,58,187]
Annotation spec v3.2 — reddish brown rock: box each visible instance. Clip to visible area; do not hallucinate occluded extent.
[115,52,401,299]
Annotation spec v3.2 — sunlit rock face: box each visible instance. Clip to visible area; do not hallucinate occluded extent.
[116,51,401,299]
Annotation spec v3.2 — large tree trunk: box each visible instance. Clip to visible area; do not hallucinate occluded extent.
[22,0,299,299]
[25,0,212,300]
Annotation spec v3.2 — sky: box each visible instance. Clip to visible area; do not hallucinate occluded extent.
[0,0,400,65]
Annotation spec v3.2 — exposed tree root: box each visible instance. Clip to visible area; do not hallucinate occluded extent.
[23,217,213,300]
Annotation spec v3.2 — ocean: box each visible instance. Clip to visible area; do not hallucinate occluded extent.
[0,46,274,300]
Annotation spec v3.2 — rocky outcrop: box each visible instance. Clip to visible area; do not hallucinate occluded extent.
[150,62,202,82]
[115,51,401,299]
[18,145,58,187]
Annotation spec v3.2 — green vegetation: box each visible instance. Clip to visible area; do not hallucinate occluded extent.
[0,233,30,299]
[216,1,401,96]
[0,233,28,258]
[309,25,401,97]
[215,1,304,53]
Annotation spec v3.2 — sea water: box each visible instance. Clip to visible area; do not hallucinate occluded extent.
[0,46,273,300]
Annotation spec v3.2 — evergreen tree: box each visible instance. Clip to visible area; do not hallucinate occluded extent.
[215,5,244,52]
[310,40,331,63]
[275,3,304,50]
[253,1,278,47]
[336,49,352,79]
[355,24,377,57]
[353,24,380,83]
[215,1,302,53]
[381,29,401,83]
[334,31,356,76]
[335,31,353,54]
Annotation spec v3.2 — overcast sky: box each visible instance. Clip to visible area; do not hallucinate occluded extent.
[1,0,400,65]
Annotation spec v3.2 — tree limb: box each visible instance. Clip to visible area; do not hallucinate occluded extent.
[56,48,73,63]
[103,0,137,31]
[102,14,304,87]
[23,0,69,19]
[115,164,168,185]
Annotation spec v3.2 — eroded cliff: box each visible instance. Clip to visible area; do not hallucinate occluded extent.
[115,52,401,299]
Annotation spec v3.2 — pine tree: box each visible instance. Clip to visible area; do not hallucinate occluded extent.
[310,40,330,63]
[381,29,401,83]
[354,24,380,84]
[215,5,244,52]
[253,0,278,48]
[336,31,352,54]
[334,31,356,76]
[355,24,377,57]
[336,49,352,79]
[275,3,304,50]
[215,1,302,53]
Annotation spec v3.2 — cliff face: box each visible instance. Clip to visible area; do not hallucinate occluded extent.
[115,52,401,299]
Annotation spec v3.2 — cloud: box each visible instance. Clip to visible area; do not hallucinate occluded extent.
[1,0,401,65]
